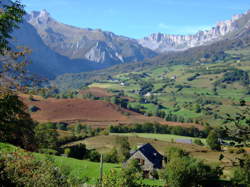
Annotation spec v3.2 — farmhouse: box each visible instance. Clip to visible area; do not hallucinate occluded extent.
[125,143,163,178]
[144,92,152,97]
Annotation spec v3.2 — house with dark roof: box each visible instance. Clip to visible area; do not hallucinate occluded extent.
[125,143,164,178]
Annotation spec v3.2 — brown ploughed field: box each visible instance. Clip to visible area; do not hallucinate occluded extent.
[20,94,202,129]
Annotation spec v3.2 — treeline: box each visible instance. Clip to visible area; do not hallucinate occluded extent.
[109,123,209,138]
[40,122,106,146]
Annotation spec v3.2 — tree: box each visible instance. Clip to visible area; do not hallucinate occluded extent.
[222,111,250,147]
[164,147,222,187]
[115,136,131,162]
[0,0,37,91]
[194,139,204,146]
[103,148,119,163]
[88,150,100,162]
[220,110,250,186]
[0,0,25,53]
[231,154,250,186]
[0,93,36,150]
[74,124,82,134]
[240,99,246,106]
[0,0,43,150]
[34,123,59,150]
[64,144,87,160]
[206,130,221,151]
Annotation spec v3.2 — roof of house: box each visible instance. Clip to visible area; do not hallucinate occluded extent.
[133,143,163,169]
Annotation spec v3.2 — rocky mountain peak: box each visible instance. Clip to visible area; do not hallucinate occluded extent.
[139,10,250,52]
[29,9,50,18]
[27,9,51,24]
[24,9,156,65]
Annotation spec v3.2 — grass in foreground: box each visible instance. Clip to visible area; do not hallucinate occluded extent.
[0,142,164,186]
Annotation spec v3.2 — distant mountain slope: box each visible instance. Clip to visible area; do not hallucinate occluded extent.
[139,10,250,52]
[54,22,250,90]
[11,20,104,78]
[25,10,156,65]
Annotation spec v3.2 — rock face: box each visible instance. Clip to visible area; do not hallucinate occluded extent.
[25,10,156,65]
[138,11,250,52]
[11,20,103,79]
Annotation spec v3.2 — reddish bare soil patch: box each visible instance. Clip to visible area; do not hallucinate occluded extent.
[21,95,202,129]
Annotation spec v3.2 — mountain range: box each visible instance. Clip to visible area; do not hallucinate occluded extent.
[11,9,156,78]
[139,10,250,52]
[7,3,250,79]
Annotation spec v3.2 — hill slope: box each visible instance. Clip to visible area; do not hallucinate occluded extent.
[21,95,201,129]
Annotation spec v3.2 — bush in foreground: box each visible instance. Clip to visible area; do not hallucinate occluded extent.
[103,159,143,187]
[232,154,250,186]
[0,151,68,186]
[164,147,222,187]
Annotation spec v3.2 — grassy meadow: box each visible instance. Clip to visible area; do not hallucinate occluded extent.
[111,133,207,144]
[0,142,164,186]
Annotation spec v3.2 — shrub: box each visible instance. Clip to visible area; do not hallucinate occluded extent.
[236,148,246,154]
[164,148,222,187]
[231,154,250,186]
[0,151,68,186]
[115,136,131,162]
[103,159,143,187]
[104,148,119,163]
[206,130,221,151]
[64,144,87,159]
[88,150,101,162]
[64,148,71,157]
[194,139,204,146]
[34,123,59,150]
[56,123,68,131]
[150,169,159,179]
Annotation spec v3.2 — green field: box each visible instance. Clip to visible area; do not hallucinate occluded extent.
[37,154,119,184]
[86,58,250,127]
[111,133,206,144]
[0,142,164,186]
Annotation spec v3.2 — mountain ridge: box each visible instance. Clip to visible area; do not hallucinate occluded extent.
[138,10,250,52]
[5,2,250,79]
[25,9,156,65]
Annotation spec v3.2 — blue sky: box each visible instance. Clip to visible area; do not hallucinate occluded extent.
[22,0,250,39]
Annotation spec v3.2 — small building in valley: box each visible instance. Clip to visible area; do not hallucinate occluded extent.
[125,143,164,178]
[175,139,193,144]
